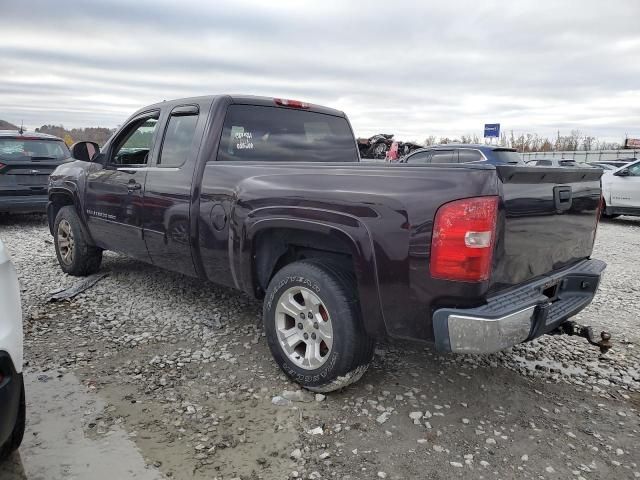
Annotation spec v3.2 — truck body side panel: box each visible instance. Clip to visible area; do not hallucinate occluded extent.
[197,162,500,341]
[48,96,604,349]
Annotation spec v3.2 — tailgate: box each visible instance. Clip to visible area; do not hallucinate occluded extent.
[492,165,602,289]
[0,159,60,194]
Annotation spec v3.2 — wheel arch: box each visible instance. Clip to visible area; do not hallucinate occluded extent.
[244,215,387,338]
[47,187,78,235]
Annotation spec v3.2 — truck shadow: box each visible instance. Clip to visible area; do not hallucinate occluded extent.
[600,215,640,227]
[0,452,28,480]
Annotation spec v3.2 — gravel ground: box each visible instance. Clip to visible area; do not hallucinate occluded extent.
[0,214,638,480]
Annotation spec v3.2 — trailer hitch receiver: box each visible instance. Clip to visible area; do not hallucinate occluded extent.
[554,321,612,354]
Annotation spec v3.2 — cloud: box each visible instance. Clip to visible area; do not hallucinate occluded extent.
[0,0,638,142]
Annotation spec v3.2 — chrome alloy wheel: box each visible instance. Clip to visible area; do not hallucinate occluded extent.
[57,219,75,265]
[275,286,334,370]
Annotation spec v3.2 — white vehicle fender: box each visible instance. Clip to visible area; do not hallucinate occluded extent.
[0,240,23,374]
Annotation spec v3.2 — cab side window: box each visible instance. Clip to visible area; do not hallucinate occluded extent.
[458,149,483,163]
[406,151,430,164]
[158,109,199,168]
[111,115,159,166]
[430,150,456,163]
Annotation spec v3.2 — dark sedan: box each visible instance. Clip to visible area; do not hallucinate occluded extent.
[397,144,524,165]
[0,130,71,214]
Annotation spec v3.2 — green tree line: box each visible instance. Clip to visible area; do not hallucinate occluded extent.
[34,124,116,147]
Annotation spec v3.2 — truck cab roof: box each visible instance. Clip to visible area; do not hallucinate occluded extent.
[137,95,347,119]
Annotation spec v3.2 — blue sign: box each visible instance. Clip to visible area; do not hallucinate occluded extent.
[484,123,500,138]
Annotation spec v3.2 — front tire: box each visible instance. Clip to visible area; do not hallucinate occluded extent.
[0,376,25,461]
[54,206,103,276]
[264,260,375,392]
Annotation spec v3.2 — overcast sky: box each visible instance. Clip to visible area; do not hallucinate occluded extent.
[1,0,638,142]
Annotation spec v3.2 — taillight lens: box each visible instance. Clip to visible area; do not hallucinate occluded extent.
[430,196,499,282]
[274,98,310,109]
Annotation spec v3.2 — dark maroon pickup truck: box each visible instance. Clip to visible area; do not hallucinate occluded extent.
[47,95,606,392]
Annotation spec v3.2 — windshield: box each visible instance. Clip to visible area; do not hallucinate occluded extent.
[492,150,524,165]
[595,163,615,170]
[0,138,70,161]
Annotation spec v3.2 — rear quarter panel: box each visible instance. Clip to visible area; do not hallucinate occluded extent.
[200,162,499,341]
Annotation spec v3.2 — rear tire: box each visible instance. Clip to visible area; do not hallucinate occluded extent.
[54,206,102,276]
[264,259,375,392]
[0,376,25,461]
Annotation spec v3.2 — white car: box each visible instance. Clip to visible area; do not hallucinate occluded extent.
[602,159,640,218]
[0,238,25,461]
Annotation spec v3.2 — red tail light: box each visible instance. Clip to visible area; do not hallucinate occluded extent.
[430,196,499,282]
[0,162,5,173]
[274,98,309,109]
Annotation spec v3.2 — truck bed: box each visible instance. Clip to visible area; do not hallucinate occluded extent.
[197,160,602,343]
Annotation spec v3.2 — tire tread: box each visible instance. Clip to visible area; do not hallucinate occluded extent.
[264,258,375,392]
[54,206,102,276]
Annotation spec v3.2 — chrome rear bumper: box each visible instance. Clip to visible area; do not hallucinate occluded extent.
[445,306,536,354]
[432,258,606,354]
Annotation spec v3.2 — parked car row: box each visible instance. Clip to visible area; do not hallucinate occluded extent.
[396,144,524,165]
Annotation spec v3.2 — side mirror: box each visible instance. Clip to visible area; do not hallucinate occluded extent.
[70,141,100,162]
[614,168,630,177]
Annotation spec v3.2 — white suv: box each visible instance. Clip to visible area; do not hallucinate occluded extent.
[0,238,25,461]
[602,159,640,218]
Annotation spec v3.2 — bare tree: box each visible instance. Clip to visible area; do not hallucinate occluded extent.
[583,136,595,151]
[423,135,436,146]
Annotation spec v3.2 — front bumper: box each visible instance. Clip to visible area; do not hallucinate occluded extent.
[433,258,606,354]
[0,194,48,213]
[0,352,22,447]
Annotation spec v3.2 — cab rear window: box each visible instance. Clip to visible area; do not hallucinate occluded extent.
[216,105,358,162]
